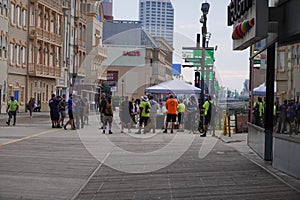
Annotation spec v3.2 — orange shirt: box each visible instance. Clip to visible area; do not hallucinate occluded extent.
[165,98,178,114]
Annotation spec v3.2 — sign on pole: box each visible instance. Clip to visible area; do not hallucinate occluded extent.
[182,47,214,67]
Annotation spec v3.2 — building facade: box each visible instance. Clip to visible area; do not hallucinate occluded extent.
[8,0,28,111]
[0,0,9,113]
[139,0,174,46]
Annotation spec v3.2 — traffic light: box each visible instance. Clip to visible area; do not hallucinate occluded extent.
[195,71,200,88]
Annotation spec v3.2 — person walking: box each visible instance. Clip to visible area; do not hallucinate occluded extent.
[83,97,89,125]
[64,94,76,130]
[6,96,19,126]
[102,96,113,134]
[99,93,107,129]
[120,96,133,133]
[49,94,61,128]
[163,94,178,134]
[136,95,151,134]
[149,95,159,133]
[27,98,35,118]
[177,98,185,132]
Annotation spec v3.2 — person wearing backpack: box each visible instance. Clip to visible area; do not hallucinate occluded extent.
[102,96,113,134]
[136,95,151,134]
[253,97,264,127]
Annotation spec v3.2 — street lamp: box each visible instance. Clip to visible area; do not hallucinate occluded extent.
[200,1,210,105]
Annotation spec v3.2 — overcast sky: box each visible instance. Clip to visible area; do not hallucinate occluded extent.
[113,0,250,92]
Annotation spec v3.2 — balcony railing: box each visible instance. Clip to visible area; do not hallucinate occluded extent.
[37,0,62,13]
[96,46,108,58]
[28,63,61,78]
[29,27,62,45]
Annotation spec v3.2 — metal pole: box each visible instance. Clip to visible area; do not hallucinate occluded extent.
[201,14,207,105]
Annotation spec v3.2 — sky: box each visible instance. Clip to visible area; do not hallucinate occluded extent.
[112,0,250,92]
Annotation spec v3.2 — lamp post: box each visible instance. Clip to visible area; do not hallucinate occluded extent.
[121,79,124,97]
[200,1,210,105]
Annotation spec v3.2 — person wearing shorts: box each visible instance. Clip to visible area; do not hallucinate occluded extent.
[163,94,178,133]
[64,94,75,130]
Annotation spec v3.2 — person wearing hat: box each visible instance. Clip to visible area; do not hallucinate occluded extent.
[136,95,151,134]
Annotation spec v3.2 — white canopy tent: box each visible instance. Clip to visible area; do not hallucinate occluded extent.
[145,79,201,94]
[253,82,276,96]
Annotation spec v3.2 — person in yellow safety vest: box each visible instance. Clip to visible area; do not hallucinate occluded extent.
[253,97,264,126]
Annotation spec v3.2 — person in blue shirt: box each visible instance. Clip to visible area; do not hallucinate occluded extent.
[64,94,76,130]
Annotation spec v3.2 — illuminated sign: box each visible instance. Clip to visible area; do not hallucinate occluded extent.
[227,0,268,50]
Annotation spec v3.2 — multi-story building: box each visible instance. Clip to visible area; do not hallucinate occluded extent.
[139,0,174,46]
[8,0,28,111]
[276,44,300,102]
[101,0,113,20]
[27,0,63,110]
[102,20,173,99]
[80,0,107,102]
[0,0,9,113]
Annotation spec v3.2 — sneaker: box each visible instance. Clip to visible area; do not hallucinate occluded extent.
[163,130,167,133]
[109,130,113,134]
[6,121,10,126]
[13,123,16,126]
[56,125,62,128]
[64,126,67,130]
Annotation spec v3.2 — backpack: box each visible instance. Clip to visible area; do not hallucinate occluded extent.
[145,103,150,113]
[105,102,113,115]
[207,101,215,115]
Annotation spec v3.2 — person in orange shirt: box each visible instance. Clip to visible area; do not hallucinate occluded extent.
[163,94,178,133]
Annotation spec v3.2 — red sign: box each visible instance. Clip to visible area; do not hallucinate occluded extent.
[123,51,140,56]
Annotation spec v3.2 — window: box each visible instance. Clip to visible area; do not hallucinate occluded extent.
[10,43,14,64]
[22,9,27,28]
[16,44,20,65]
[298,46,300,65]
[21,46,26,65]
[3,36,6,58]
[3,0,7,17]
[11,3,15,24]
[17,6,21,27]
[0,35,2,58]
[279,51,285,70]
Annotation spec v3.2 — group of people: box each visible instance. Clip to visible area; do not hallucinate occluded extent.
[117,93,215,136]
[48,93,89,130]
[253,97,300,134]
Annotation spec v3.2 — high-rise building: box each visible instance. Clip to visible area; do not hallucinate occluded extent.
[139,0,174,46]
[101,0,113,20]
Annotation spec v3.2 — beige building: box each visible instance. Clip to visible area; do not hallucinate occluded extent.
[7,0,28,111]
[80,0,107,101]
[0,0,9,113]
[276,44,300,102]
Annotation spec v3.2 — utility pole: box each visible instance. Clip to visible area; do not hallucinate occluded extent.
[200,1,210,105]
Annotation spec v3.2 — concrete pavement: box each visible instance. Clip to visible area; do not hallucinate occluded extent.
[0,112,299,199]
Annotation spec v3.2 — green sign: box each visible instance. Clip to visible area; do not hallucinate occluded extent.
[182,49,214,67]
[198,71,213,81]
